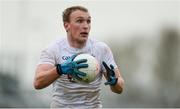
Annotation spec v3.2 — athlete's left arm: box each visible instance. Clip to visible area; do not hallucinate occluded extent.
[110,68,124,94]
[103,62,124,94]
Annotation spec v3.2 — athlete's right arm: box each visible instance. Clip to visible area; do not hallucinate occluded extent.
[34,64,59,89]
[34,54,88,89]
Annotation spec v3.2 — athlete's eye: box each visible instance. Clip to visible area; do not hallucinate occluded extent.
[76,19,84,23]
[87,19,91,24]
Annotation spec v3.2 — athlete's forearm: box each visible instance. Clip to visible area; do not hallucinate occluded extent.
[110,77,124,94]
[34,66,59,89]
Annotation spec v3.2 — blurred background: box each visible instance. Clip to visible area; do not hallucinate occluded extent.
[0,0,180,108]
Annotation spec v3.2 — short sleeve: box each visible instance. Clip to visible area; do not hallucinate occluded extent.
[100,43,117,72]
[37,45,56,65]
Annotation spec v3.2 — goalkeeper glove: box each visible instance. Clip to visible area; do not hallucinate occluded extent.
[56,54,88,81]
[102,61,118,86]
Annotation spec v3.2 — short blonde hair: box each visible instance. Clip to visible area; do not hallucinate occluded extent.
[62,6,88,23]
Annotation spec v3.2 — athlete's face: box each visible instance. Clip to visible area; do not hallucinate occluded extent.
[64,10,91,44]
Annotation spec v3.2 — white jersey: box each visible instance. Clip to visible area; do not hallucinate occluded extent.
[38,37,117,108]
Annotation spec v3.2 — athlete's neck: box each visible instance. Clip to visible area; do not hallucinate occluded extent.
[67,36,87,49]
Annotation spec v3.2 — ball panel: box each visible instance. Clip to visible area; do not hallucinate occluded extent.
[73,53,100,83]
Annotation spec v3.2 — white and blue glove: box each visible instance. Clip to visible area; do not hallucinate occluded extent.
[102,61,118,86]
[56,54,88,81]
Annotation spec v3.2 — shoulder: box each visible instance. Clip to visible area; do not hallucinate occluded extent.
[89,39,110,51]
[89,38,109,49]
[40,37,66,56]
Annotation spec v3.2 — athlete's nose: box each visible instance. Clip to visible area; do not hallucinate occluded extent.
[82,21,90,30]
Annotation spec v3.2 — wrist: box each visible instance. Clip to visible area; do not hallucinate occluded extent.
[56,64,62,75]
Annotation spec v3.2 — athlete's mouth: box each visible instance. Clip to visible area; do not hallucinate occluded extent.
[80,32,88,36]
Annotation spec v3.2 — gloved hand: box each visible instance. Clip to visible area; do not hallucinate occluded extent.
[56,54,88,81]
[102,61,118,86]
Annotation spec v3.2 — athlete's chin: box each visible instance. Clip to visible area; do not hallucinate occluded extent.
[81,35,88,41]
[78,36,88,44]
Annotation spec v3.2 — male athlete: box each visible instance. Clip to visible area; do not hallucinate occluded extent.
[34,6,124,108]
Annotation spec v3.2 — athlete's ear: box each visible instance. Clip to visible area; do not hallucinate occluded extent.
[64,22,70,32]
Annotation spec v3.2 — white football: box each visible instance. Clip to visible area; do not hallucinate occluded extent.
[73,53,100,83]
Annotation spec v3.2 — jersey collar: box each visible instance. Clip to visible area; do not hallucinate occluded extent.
[64,37,90,54]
